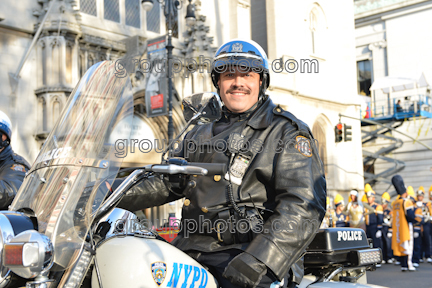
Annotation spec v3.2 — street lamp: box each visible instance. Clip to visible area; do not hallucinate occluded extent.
[142,0,196,144]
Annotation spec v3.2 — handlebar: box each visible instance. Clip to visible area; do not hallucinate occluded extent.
[144,163,227,176]
[149,165,208,176]
[186,163,227,175]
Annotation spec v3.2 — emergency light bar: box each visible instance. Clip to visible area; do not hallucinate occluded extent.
[351,248,382,266]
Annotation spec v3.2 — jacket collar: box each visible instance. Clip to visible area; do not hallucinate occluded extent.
[192,97,276,144]
[0,145,12,162]
[246,97,275,129]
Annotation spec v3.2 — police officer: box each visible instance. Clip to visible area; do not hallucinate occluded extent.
[117,39,327,287]
[416,187,432,263]
[392,175,416,272]
[332,194,348,227]
[364,184,383,267]
[0,110,30,210]
[381,192,393,264]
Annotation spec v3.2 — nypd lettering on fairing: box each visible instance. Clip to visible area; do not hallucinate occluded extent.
[337,230,363,241]
[167,262,209,288]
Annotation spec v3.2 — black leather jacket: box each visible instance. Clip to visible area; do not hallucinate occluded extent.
[118,97,326,283]
[0,146,31,210]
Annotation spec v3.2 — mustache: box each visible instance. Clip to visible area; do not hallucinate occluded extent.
[226,87,251,94]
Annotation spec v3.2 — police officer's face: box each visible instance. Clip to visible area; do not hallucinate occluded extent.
[218,67,262,113]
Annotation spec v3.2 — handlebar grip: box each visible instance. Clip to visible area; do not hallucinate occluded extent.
[187,163,227,175]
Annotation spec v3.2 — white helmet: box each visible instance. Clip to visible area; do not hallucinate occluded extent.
[0,110,12,145]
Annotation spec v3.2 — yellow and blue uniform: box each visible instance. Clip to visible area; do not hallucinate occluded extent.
[364,184,383,250]
[333,211,349,227]
[392,196,416,269]
[416,186,432,262]
[366,202,384,249]
[413,203,426,264]
[424,201,432,261]
[381,196,393,263]
[332,194,348,227]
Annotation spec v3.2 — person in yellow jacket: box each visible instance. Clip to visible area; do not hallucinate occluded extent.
[332,194,348,227]
[391,175,416,272]
[381,192,394,264]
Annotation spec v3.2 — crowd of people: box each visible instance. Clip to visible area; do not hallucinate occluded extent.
[322,176,432,272]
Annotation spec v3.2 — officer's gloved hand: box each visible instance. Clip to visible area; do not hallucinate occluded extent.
[387,232,392,238]
[222,252,267,288]
[375,230,382,238]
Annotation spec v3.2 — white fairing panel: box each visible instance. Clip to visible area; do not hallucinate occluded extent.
[92,236,218,288]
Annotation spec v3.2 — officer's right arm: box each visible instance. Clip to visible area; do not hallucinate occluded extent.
[115,131,194,212]
[116,174,183,212]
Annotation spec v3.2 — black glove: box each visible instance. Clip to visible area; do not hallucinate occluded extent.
[222,252,267,288]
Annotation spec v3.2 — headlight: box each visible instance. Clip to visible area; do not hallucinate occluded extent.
[0,211,35,286]
[351,248,382,266]
[3,230,53,279]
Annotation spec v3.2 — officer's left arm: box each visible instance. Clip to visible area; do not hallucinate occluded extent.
[244,128,326,280]
[0,164,27,210]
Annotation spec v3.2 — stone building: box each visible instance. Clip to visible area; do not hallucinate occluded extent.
[0,0,362,219]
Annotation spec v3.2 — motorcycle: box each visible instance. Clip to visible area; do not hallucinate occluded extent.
[0,61,386,288]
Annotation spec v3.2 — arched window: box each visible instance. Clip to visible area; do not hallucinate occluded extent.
[38,97,47,132]
[52,97,61,123]
[308,4,327,56]
[309,8,318,54]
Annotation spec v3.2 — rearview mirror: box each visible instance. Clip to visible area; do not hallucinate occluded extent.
[182,92,222,125]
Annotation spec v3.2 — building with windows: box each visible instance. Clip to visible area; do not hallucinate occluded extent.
[355,0,432,195]
[0,0,363,220]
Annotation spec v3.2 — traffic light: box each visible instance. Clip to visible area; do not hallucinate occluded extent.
[335,123,343,143]
[344,124,352,142]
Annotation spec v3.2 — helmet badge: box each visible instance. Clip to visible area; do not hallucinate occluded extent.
[231,43,243,52]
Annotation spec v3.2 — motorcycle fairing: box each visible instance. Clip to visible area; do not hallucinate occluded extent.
[10,61,134,271]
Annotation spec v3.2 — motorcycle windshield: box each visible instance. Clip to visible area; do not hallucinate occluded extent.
[10,61,133,271]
